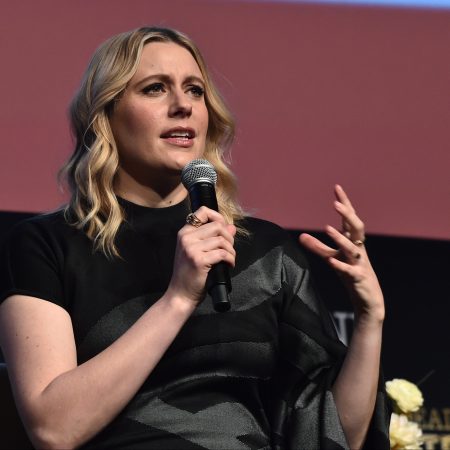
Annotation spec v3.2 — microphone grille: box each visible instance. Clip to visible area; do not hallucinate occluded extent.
[181,159,217,190]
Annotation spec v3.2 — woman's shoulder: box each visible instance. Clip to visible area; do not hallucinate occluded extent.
[237,215,310,268]
[236,215,296,253]
[4,208,82,251]
[239,215,293,243]
[9,208,66,233]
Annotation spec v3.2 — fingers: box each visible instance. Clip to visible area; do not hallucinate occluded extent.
[325,225,365,263]
[184,206,227,227]
[170,207,236,305]
[299,233,338,259]
[183,207,235,242]
[299,185,367,267]
[178,206,236,267]
[191,235,236,266]
[300,225,367,295]
[334,185,365,242]
[300,227,364,265]
[334,184,354,211]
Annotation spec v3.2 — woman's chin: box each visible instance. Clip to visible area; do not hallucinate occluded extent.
[170,152,205,171]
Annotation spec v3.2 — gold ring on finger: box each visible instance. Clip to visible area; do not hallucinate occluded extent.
[186,213,203,228]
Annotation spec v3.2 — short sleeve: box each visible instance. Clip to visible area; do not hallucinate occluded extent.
[268,236,390,450]
[0,217,65,308]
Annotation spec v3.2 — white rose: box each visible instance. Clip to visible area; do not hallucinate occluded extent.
[386,379,424,414]
[389,413,423,450]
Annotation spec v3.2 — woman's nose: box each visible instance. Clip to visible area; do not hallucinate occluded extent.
[168,91,192,118]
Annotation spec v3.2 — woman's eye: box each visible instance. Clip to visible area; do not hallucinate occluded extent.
[188,85,205,98]
[142,83,165,95]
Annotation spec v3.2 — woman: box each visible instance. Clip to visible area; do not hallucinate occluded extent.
[0,27,389,449]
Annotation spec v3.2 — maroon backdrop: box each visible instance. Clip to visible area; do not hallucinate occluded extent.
[1,0,449,239]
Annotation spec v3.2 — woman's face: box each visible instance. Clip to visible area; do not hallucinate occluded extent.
[110,41,209,189]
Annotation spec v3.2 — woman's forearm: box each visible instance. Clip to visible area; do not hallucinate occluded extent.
[331,316,383,450]
[28,293,196,449]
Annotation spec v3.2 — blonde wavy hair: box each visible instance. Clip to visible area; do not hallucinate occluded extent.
[60,26,246,257]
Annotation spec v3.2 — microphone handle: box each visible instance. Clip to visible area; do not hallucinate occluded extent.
[188,182,231,312]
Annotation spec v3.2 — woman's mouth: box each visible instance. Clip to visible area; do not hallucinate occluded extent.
[160,128,195,147]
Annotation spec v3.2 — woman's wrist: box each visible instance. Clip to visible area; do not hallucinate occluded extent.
[353,309,384,334]
[352,293,385,326]
[161,288,199,317]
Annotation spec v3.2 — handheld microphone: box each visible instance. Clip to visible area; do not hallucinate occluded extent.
[181,159,231,312]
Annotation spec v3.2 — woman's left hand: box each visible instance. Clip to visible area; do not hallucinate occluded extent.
[299,185,385,324]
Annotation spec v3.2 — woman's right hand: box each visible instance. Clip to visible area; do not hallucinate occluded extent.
[167,206,236,307]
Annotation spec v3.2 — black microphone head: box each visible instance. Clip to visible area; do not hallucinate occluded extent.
[181,159,217,190]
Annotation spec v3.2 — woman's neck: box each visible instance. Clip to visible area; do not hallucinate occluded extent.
[114,168,188,208]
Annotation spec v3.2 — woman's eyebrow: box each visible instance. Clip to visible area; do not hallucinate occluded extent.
[133,74,205,88]
[184,75,205,87]
[133,73,170,87]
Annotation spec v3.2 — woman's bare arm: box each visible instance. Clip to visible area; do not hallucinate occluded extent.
[0,292,195,449]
